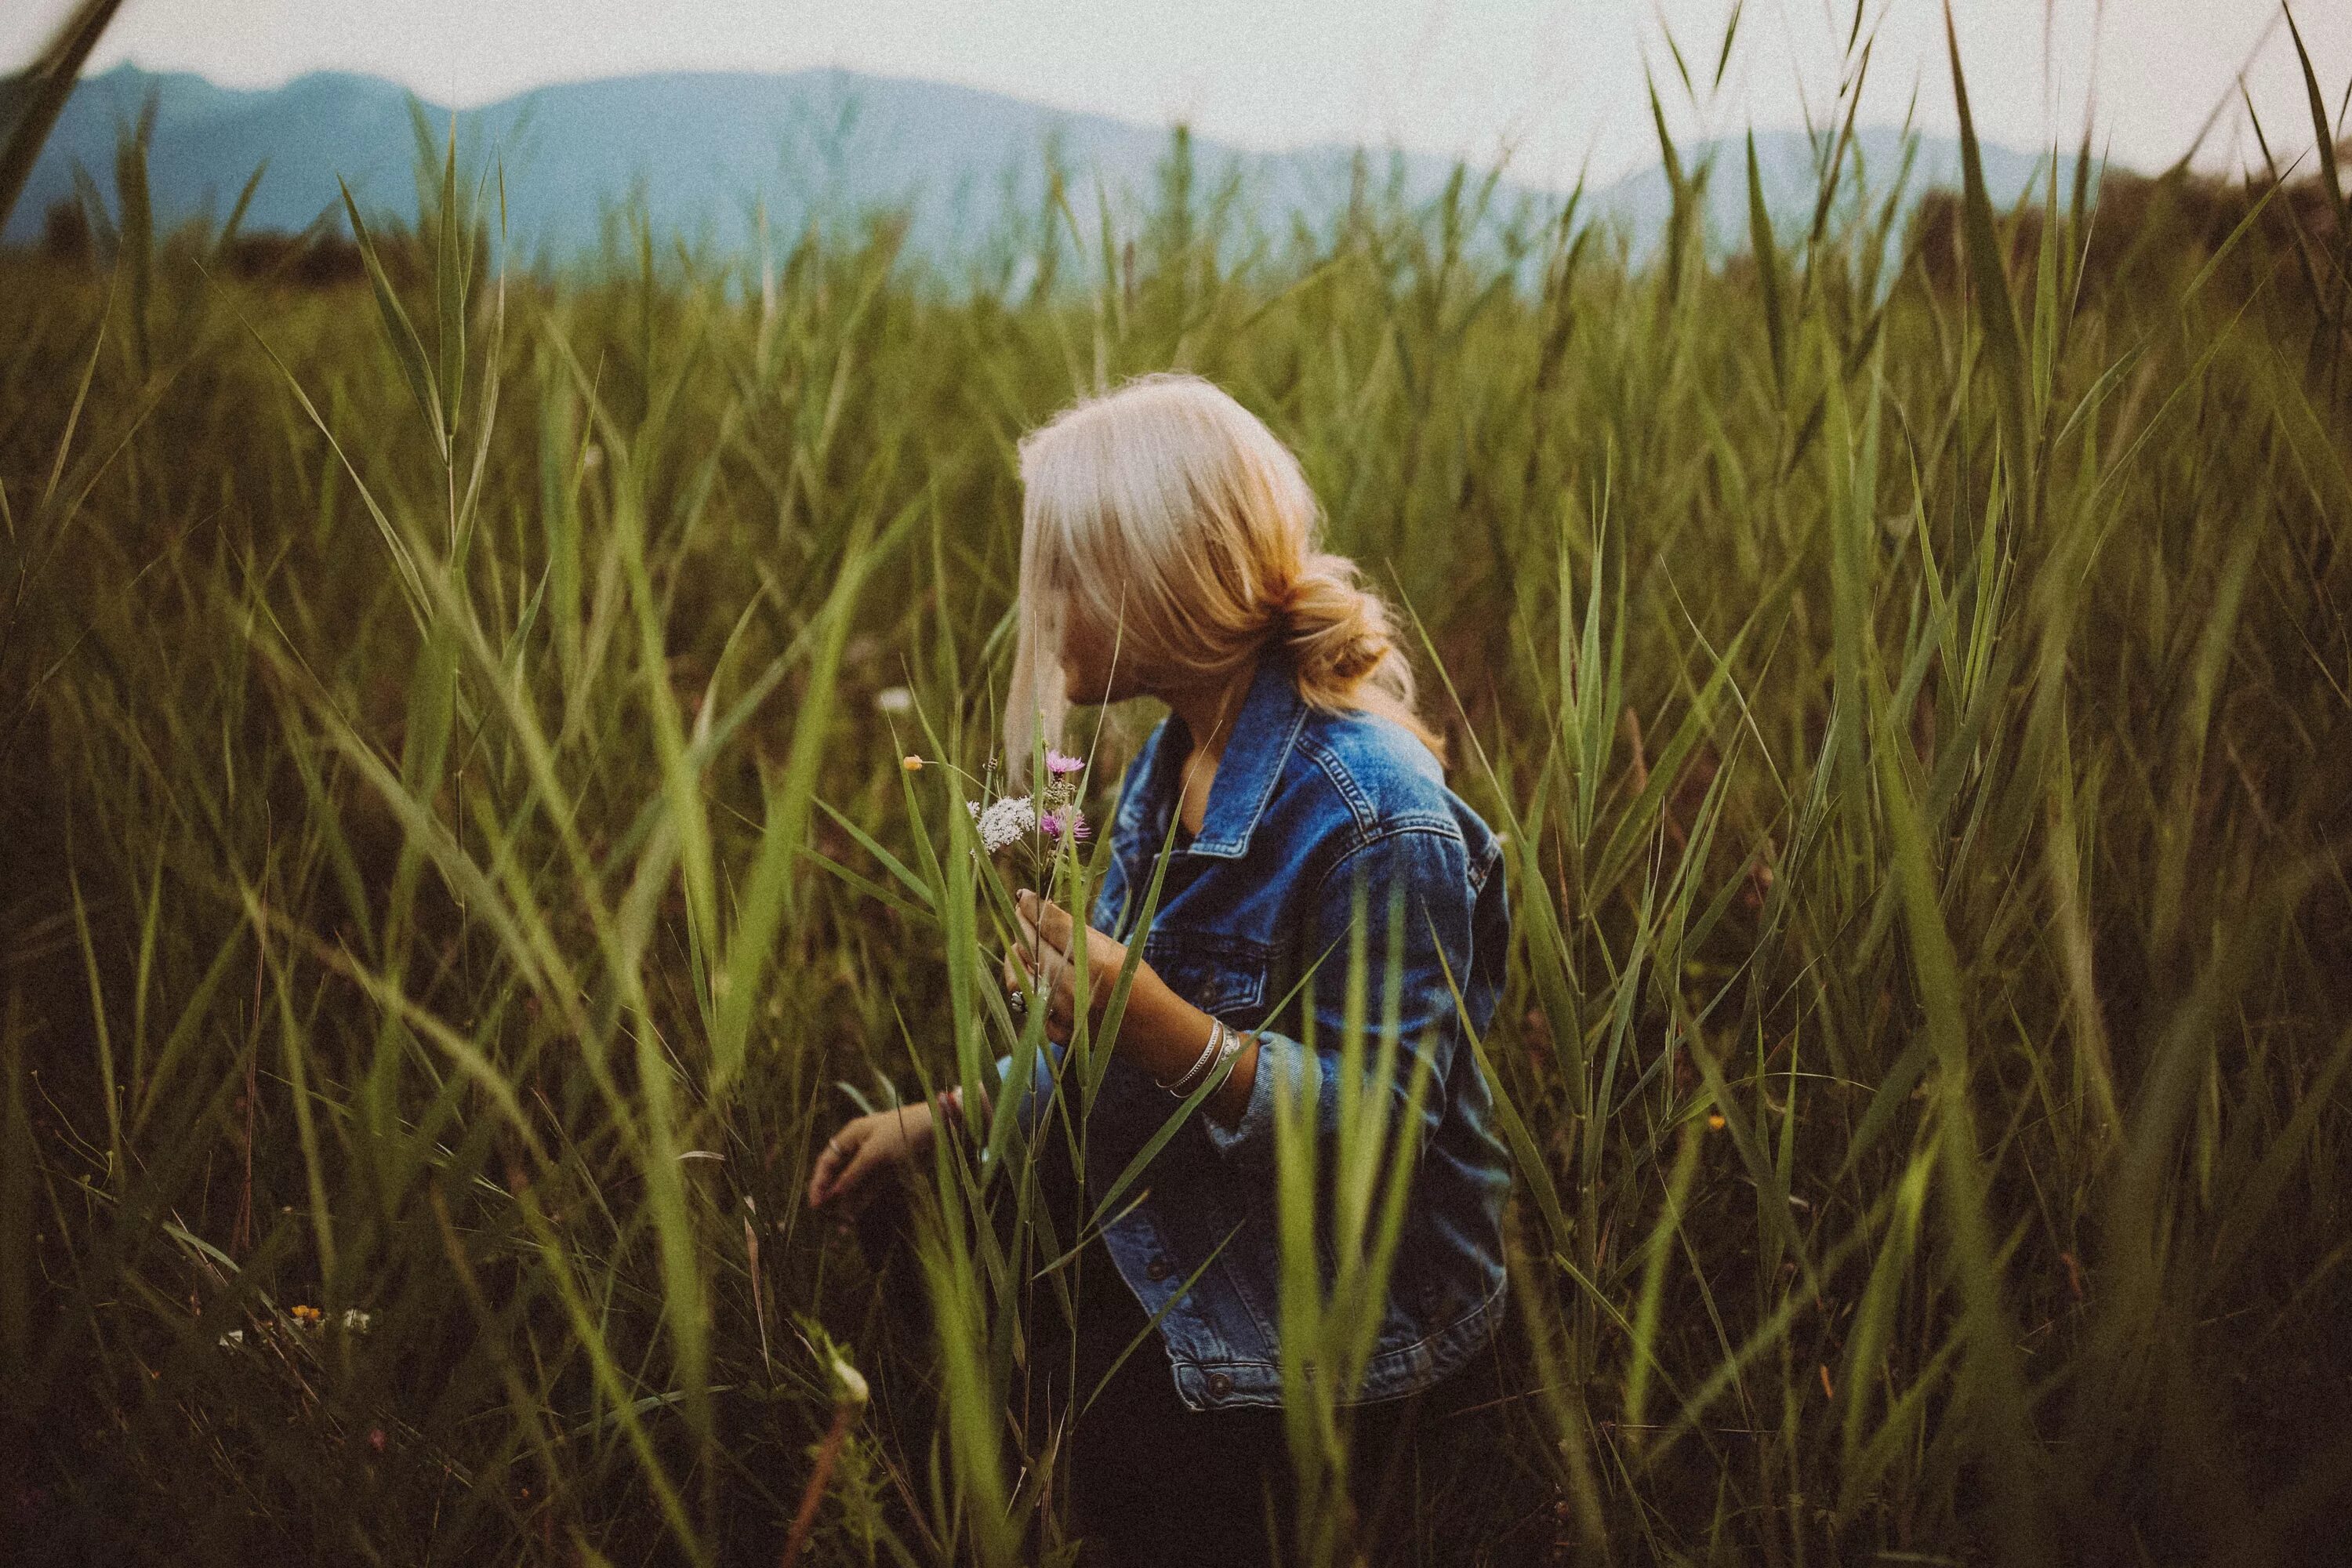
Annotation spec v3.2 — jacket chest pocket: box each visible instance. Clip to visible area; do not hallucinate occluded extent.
[1141,929,1270,1022]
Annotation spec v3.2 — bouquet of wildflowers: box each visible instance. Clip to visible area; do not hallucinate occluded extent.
[964,748,1091,887]
[888,743,1095,1052]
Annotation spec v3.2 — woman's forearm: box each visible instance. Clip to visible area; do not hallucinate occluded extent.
[1120,968,1261,1127]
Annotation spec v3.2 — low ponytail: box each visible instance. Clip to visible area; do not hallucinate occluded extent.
[1272,552,1448,767]
[1275,553,1387,688]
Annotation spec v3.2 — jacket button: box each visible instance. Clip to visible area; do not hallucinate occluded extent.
[1206,1372,1234,1398]
[1145,1257,1172,1282]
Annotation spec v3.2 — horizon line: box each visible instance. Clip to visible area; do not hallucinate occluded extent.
[64,56,2158,189]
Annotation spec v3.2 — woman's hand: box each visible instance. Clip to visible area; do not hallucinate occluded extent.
[805,1100,936,1211]
[1004,887,1127,1044]
[1002,887,1261,1126]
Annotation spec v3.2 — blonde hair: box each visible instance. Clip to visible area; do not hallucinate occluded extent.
[1004,371,1444,783]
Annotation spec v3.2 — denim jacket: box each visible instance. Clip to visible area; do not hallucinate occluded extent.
[996,643,1514,1410]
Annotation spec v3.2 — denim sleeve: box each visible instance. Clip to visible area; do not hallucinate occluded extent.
[1200,827,1479,1173]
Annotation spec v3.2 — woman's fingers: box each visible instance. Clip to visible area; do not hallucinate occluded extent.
[808,1142,833,1208]
[834,1137,890,1203]
[1011,916,1069,1040]
[1007,926,1049,1012]
[1018,888,1076,952]
[809,1128,847,1203]
[1014,910,1064,995]
[808,1123,859,1208]
[1014,891,1102,1044]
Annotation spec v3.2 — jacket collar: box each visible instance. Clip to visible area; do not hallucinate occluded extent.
[1145,641,1308,862]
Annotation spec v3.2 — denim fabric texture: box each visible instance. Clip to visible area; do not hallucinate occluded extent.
[995,641,1514,1410]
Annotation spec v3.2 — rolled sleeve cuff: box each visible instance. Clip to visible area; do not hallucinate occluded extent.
[1201,1027,1319,1167]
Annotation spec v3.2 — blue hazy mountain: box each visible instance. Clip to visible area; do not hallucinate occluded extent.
[1596,124,2060,252]
[9,63,2063,268]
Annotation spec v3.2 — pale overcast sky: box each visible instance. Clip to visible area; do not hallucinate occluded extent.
[9,2,2350,185]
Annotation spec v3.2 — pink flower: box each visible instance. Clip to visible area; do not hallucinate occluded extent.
[1040,808,1090,841]
[1045,750,1086,776]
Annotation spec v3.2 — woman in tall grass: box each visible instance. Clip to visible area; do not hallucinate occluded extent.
[806,372,1515,1564]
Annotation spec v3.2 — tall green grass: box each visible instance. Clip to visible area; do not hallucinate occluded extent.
[3,19,2350,1566]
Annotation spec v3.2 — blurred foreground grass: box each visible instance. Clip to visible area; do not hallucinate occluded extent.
[3,31,2351,1568]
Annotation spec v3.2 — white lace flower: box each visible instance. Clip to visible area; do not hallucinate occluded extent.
[971,795,1036,854]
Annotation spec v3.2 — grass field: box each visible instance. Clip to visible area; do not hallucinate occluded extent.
[4,26,2350,1567]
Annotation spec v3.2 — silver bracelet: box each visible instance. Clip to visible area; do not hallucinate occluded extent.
[1155,1014,1223,1093]
[1197,1021,1247,1096]
[1163,1017,1244,1098]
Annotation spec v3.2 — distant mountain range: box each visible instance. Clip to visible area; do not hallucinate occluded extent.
[9,63,2071,269]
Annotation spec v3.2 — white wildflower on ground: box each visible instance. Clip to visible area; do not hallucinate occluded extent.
[217,1307,371,1348]
[829,1352,869,1407]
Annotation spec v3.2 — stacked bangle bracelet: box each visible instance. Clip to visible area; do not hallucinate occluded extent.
[1157,1015,1245,1098]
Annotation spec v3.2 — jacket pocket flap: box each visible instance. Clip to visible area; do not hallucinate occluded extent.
[1142,929,1269,1017]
